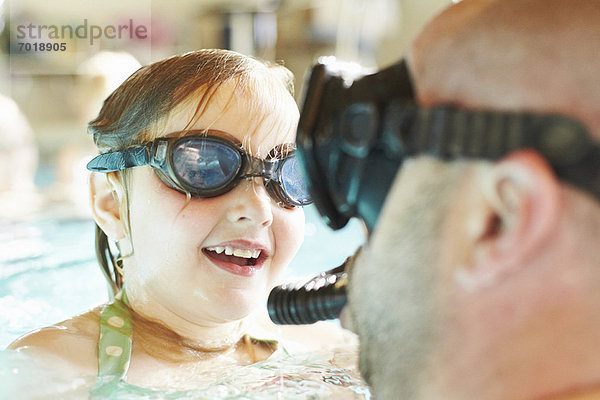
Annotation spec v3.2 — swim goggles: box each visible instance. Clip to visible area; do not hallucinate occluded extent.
[86,133,313,208]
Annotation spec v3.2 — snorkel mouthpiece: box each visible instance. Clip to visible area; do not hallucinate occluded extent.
[267,265,347,325]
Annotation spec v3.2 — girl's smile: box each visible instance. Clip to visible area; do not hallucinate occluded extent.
[202,239,271,277]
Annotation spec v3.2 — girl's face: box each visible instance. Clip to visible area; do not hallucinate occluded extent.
[123,79,304,324]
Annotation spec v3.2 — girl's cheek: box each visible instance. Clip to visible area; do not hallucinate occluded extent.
[274,207,305,260]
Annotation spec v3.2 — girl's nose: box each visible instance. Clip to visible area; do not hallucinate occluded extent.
[225,178,273,227]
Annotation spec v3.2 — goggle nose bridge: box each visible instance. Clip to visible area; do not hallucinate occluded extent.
[239,154,279,182]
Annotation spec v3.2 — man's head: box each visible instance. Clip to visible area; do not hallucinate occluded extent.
[348,1,600,399]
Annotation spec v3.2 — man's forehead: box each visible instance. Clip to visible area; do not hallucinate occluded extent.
[410,0,600,87]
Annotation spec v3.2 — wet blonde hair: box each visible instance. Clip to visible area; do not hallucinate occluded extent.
[90,49,294,151]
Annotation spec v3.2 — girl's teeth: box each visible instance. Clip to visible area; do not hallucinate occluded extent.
[206,246,261,259]
[232,249,246,258]
[233,248,260,258]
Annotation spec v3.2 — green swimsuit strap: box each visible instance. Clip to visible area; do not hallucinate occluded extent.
[91,290,281,398]
[97,289,133,381]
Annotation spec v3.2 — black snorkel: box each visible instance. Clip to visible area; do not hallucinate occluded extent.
[268,263,348,325]
[267,58,414,325]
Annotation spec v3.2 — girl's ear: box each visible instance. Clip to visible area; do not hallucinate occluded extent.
[89,171,127,241]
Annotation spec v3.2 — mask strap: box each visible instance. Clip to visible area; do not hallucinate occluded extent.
[380,102,600,201]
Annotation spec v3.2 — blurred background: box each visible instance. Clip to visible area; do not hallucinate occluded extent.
[0,0,450,347]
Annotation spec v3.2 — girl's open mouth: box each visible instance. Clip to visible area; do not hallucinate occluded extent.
[202,245,268,276]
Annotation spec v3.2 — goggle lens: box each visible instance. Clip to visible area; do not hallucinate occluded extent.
[171,136,311,207]
[280,157,312,205]
[173,139,241,190]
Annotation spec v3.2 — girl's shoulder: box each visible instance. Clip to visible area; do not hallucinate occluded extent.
[6,305,102,375]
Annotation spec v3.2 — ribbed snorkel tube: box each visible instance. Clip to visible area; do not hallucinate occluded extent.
[267,249,360,325]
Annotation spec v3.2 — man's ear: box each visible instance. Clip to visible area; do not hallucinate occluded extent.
[460,150,561,288]
[89,171,127,241]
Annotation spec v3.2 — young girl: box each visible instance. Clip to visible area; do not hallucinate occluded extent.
[8,49,361,397]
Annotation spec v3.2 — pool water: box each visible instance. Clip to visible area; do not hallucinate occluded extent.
[0,205,367,398]
[0,217,103,347]
[2,345,370,399]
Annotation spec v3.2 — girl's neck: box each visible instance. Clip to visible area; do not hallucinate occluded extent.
[128,305,245,363]
[122,285,247,353]
[125,302,278,365]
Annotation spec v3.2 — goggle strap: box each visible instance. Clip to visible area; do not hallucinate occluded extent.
[87,146,149,172]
